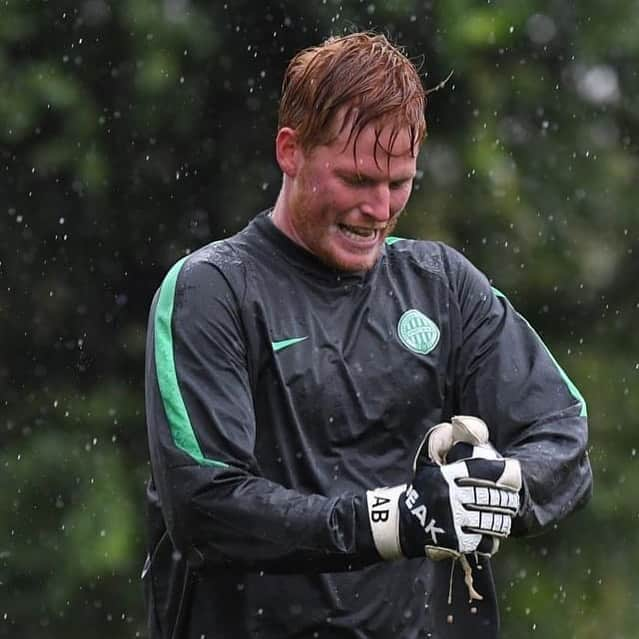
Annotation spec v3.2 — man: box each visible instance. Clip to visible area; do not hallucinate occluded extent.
[143,32,592,638]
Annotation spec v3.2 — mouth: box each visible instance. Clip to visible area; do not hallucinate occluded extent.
[337,223,381,242]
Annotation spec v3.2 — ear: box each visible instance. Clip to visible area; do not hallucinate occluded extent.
[275,127,302,177]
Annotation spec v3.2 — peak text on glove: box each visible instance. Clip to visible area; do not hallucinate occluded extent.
[405,487,444,543]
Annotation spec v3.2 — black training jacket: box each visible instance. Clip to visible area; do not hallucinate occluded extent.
[143,210,592,639]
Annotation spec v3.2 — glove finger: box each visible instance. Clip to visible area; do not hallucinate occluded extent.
[451,415,489,446]
[463,510,512,537]
[441,463,519,516]
[422,422,453,466]
[445,441,476,463]
[459,457,522,492]
[446,441,502,464]
[461,484,520,515]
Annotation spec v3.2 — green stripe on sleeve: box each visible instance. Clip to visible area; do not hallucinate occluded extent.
[492,287,587,417]
[154,257,229,467]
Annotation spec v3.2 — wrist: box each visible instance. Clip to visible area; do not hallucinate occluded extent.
[365,484,406,560]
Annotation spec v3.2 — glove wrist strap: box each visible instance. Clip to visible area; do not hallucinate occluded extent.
[366,484,406,560]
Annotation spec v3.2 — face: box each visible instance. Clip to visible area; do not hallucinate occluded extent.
[272,118,418,272]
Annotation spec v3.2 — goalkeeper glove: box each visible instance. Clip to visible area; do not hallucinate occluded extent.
[366,417,521,561]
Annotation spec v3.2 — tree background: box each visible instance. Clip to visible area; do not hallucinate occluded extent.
[1,1,637,637]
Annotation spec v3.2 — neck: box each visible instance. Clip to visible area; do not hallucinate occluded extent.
[270,190,286,227]
[270,187,297,243]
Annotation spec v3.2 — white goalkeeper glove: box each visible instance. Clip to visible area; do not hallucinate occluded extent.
[366,416,521,561]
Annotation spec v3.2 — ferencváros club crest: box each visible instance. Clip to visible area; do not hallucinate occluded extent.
[397,309,440,355]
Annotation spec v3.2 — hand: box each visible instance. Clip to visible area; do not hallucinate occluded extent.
[430,415,521,557]
[366,417,521,561]
[424,415,523,556]
[399,454,521,560]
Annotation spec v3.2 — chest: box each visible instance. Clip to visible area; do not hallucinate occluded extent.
[246,271,457,449]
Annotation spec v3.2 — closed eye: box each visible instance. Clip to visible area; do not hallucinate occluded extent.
[390,179,411,190]
[338,172,413,190]
[341,174,373,187]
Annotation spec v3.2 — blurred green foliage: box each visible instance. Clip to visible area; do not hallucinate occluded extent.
[1,1,637,637]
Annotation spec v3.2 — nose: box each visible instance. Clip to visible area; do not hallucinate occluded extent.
[360,184,391,222]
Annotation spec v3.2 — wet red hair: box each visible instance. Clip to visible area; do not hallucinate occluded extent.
[278,32,427,159]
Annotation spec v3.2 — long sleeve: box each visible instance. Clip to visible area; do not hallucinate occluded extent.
[447,248,592,535]
[145,254,377,572]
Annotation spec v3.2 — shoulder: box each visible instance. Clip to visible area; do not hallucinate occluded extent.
[156,235,248,313]
[384,236,484,289]
[384,236,497,322]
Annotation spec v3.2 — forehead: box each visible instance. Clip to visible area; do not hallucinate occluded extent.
[322,115,418,173]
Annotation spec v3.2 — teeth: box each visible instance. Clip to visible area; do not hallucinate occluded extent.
[340,224,376,239]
